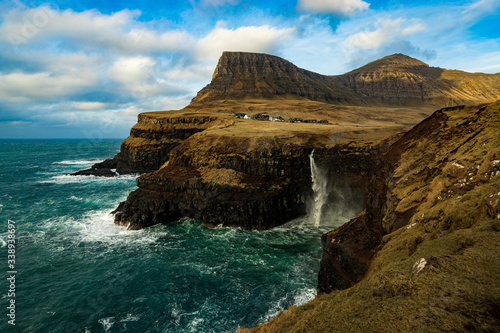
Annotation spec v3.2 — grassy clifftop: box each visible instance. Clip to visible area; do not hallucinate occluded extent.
[241,101,500,332]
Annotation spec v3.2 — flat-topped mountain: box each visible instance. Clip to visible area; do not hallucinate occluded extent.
[192,52,500,107]
[192,52,359,104]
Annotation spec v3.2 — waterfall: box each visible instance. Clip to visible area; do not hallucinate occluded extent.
[309,150,328,227]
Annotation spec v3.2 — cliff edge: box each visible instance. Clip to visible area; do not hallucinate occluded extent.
[242,101,500,332]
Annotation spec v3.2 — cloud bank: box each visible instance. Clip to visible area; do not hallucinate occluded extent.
[0,0,498,138]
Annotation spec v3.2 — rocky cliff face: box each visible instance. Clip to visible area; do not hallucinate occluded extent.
[74,112,228,176]
[114,113,227,173]
[113,127,383,230]
[244,101,500,333]
[193,52,500,107]
[317,101,500,295]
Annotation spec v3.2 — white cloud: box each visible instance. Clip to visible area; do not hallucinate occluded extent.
[73,101,110,110]
[346,18,426,50]
[298,0,370,16]
[107,56,191,98]
[108,56,156,84]
[0,6,193,54]
[0,71,98,102]
[401,23,426,36]
[108,56,161,98]
[463,0,500,21]
[197,22,295,60]
[167,64,215,81]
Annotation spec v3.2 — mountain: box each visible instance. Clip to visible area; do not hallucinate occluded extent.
[192,52,500,107]
[191,52,361,104]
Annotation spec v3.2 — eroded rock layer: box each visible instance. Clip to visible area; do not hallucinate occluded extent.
[113,127,383,230]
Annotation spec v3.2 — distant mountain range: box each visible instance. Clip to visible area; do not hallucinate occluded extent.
[192,52,500,107]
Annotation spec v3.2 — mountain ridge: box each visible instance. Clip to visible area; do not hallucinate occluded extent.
[192,52,500,107]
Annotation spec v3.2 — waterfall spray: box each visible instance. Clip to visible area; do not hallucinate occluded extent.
[309,150,328,227]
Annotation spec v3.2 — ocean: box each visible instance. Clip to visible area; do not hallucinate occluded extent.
[0,139,334,332]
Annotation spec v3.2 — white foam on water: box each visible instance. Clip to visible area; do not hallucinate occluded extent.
[259,287,316,323]
[52,159,104,165]
[38,174,138,184]
[293,287,316,306]
[73,209,162,245]
[120,314,140,322]
[34,208,166,249]
[187,317,204,333]
[98,316,115,332]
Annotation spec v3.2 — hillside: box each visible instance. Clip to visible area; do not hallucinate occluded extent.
[240,101,500,332]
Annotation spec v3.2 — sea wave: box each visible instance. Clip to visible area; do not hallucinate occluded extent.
[259,287,316,323]
[32,208,166,250]
[38,174,139,184]
[98,317,115,332]
[52,159,104,165]
[71,209,163,246]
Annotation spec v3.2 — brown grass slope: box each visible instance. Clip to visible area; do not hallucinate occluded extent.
[240,101,500,332]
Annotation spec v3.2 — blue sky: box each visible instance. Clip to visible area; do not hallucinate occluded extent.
[0,0,499,138]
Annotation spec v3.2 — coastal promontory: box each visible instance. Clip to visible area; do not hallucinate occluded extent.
[76,52,500,332]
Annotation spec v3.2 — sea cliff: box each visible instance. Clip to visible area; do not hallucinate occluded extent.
[243,100,500,332]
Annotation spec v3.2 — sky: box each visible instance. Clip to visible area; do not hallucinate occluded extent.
[0,0,499,138]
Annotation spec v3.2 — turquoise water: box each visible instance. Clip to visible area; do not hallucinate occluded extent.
[0,140,331,332]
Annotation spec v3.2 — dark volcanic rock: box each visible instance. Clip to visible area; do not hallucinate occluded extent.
[113,141,313,230]
[317,171,386,293]
[113,137,382,231]
[71,158,118,177]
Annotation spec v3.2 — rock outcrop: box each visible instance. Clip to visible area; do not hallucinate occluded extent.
[192,51,360,104]
[113,137,313,230]
[76,113,228,176]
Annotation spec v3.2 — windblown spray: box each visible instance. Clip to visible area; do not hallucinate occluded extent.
[309,150,329,227]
